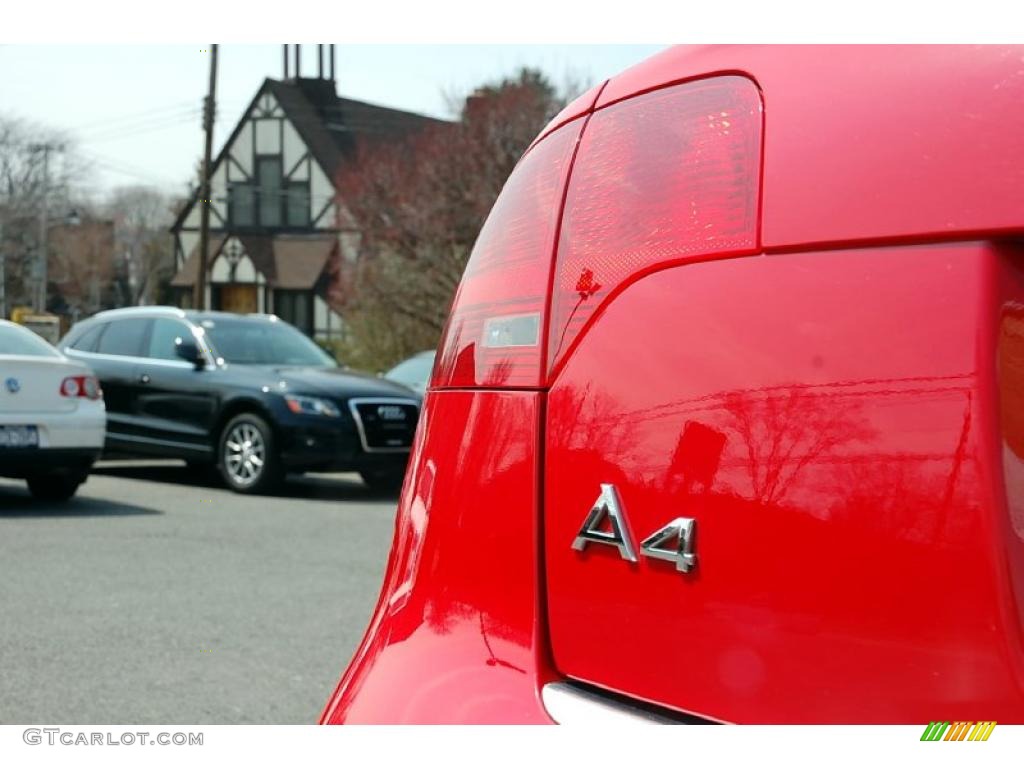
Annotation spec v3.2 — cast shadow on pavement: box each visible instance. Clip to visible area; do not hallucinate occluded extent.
[91,461,401,502]
[0,483,162,518]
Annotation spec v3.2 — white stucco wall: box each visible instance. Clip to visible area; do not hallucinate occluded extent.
[233,254,256,283]
[311,162,334,228]
[179,231,199,264]
[255,119,281,155]
[233,122,254,176]
[314,294,345,339]
[263,93,283,117]
[210,254,231,282]
[282,119,306,176]
[210,163,228,222]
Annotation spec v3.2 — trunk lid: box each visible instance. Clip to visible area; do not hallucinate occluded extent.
[543,243,1022,723]
[0,356,83,415]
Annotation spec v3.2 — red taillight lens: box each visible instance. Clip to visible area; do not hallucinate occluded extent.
[60,375,101,400]
[432,75,762,389]
[82,376,100,400]
[547,75,762,374]
[431,120,584,389]
[60,377,81,398]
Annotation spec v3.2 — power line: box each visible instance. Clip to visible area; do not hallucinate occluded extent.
[70,98,247,142]
[79,109,202,143]
[77,106,200,139]
[80,149,183,188]
[73,100,203,132]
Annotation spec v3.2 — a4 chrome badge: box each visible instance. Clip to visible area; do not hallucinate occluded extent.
[572,483,697,573]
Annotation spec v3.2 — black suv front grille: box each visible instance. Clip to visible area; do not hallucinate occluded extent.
[348,399,419,452]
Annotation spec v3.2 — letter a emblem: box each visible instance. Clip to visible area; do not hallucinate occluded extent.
[572,484,638,562]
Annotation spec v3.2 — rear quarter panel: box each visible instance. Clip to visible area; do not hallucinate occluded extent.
[321,390,554,724]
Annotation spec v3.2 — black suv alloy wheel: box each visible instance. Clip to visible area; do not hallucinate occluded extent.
[218,413,283,494]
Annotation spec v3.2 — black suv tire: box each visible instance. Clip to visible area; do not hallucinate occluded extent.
[217,413,283,494]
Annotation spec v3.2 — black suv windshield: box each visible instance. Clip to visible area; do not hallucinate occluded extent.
[201,318,334,366]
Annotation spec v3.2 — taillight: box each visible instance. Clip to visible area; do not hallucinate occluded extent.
[60,375,101,400]
[432,74,762,389]
[431,120,584,389]
[547,75,763,374]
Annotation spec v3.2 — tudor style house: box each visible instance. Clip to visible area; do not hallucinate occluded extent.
[170,45,441,339]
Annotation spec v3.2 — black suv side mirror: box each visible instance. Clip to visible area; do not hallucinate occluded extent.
[175,337,205,369]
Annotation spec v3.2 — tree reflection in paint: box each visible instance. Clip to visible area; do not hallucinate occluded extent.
[720,385,877,507]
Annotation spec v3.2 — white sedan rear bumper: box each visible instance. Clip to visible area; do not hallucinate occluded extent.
[1,403,106,449]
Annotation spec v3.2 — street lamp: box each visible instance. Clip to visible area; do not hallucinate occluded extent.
[32,208,82,316]
[28,142,66,313]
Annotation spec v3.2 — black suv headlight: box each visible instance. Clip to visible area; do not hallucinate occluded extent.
[284,394,341,418]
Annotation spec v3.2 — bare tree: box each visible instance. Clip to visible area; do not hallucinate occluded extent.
[103,185,176,306]
[0,114,91,313]
[333,68,588,371]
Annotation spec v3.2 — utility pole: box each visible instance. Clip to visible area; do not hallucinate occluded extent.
[0,218,6,320]
[29,143,61,313]
[38,147,48,313]
[194,43,219,310]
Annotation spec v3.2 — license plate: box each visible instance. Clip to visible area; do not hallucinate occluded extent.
[0,425,39,448]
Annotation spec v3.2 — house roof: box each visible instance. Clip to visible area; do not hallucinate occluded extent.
[171,77,446,233]
[267,78,443,177]
[272,234,335,289]
[170,235,227,286]
[170,233,335,290]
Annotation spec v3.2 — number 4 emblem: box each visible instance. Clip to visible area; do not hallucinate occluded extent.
[640,518,697,573]
[572,484,698,574]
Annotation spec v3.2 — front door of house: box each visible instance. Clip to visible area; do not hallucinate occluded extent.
[218,284,258,315]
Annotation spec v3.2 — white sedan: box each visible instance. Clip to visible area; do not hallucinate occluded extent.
[0,320,106,501]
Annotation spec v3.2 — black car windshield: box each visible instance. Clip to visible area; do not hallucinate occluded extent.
[201,318,335,366]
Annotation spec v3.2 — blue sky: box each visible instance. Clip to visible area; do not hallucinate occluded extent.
[0,44,665,197]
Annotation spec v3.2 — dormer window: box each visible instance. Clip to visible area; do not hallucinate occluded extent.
[229,182,255,227]
[257,157,283,227]
[229,155,310,229]
[286,183,310,227]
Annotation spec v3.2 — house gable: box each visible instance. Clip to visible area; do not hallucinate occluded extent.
[169,47,448,340]
[171,79,341,267]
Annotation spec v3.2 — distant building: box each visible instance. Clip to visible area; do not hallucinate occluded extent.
[48,216,117,323]
[170,44,443,339]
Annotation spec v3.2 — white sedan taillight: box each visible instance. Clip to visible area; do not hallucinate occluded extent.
[60,375,101,400]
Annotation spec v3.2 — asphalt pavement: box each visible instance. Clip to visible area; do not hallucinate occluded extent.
[0,461,398,724]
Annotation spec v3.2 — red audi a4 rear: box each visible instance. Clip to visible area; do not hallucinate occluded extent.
[322,45,1024,724]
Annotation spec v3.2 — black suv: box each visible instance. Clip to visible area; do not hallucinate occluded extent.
[58,308,421,494]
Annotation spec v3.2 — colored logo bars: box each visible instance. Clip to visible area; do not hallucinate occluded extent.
[920,721,996,741]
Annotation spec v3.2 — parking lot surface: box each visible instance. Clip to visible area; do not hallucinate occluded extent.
[0,461,398,724]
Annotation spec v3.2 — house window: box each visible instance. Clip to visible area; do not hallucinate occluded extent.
[286,183,310,227]
[228,163,306,229]
[274,290,312,335]
[257,157,283,227]
[229,182,255,227]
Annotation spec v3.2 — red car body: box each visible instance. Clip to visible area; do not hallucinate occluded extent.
[321,45,1024,724]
